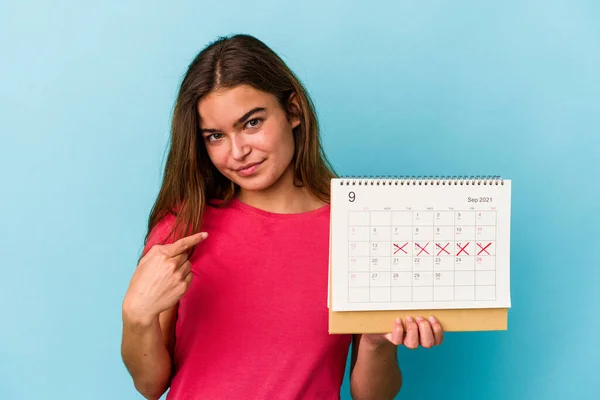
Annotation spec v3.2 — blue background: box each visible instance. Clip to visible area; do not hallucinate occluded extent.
[1,0,599,399]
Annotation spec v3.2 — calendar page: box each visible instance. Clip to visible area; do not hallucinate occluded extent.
[329,178,511,312]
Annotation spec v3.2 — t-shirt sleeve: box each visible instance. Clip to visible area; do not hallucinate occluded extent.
[142,213,178,257]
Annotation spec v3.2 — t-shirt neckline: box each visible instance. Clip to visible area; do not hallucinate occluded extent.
[230,197,330,219]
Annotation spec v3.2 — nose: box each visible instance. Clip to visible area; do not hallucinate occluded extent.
[230,134,251,161]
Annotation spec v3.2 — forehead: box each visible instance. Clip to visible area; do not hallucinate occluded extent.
[197,85,278,128]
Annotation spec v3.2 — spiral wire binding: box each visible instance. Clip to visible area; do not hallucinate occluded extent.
[337,175,504,186]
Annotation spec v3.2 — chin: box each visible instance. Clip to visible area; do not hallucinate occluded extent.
[232,172,283,192]
[236,178,276,192]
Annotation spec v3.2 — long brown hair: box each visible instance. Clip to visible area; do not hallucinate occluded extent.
[144,34,337,247]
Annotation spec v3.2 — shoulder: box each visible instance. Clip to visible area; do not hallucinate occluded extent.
[143,212,178,255]
[145,200,226,243]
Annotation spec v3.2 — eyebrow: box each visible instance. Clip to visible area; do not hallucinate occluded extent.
[199,107,266,134]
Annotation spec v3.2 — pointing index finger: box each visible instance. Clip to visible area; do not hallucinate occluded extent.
[165,232,208,256]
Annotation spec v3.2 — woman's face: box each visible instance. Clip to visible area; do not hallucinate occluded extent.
[197,85,300,193]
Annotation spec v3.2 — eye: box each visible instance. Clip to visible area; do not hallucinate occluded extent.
[206,133,224,142]
[245,118,262,129]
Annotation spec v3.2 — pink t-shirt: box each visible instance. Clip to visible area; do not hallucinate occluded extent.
[143,198,352,399]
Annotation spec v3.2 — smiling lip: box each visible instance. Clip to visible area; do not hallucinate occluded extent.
[236,161,263,177]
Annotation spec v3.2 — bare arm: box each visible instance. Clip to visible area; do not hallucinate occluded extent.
[121,305,177,400]
[349,315,444,399]
[349,334,402,400]
[121,232,207,398]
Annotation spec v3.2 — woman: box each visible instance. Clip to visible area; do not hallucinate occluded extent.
[121,34,444,400]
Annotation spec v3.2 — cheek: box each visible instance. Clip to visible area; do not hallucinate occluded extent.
[259,122,295,156]
[278,128,296,161]
[205,145,229,169]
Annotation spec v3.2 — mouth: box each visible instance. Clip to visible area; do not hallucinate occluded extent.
[235,160,264,177]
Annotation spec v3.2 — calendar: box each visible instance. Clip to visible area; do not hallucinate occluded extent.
[329,176,511,312]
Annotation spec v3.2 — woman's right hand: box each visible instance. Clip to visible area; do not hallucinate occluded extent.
[122,232,208,326]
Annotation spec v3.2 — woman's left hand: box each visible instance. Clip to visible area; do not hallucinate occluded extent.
[362,316,444,349]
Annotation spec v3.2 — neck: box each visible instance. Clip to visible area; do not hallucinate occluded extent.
[236,164,325,214]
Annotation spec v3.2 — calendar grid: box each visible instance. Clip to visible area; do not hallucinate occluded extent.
[495,210,498,302]
[347,209,497,304]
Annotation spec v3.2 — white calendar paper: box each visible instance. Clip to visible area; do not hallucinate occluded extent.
[329,178,511,312]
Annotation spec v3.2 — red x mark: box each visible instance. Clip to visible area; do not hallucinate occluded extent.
[436,243,450,256]
[415,242,429,256]
[477,242,491,255]
[457,242,470,256]
[393,242,408,255]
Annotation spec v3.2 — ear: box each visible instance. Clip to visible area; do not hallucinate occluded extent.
[287,92,301,129]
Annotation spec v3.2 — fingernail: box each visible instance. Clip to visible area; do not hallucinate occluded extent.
[406,316,413,322]
[429,316,436,323]
[416,316,424,322]
[396,317,401,324]
[201,232,208,239]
